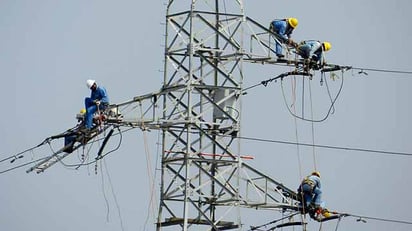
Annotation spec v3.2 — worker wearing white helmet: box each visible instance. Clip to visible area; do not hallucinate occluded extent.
[84,79,109,129]
[86,79,95,89]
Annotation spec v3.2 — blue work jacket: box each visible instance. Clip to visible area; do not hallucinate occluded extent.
[299,40,323,61]
[91,86,109,104]
[271,19,294,42]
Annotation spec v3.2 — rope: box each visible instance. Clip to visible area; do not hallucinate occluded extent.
[308,80,317,170]
[286,63,308,229]
[142,129,157,229]
[86,135,97,174]
[302,76,305,118]
[140,101,158,230]
[289,74,306,222]
[99,161,111,223]
[280,72,344,123]
[103,159,125,231]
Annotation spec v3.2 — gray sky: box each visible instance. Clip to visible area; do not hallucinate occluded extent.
[1,0,412,230]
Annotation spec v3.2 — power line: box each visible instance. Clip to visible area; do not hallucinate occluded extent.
[351,67,412,75]
[347,213,412,225]
[242,71,312,93]
[0,157,48,175]
[0,127,133,175]
[235,135,412,157]
[268,62,412,75]
[241,65,412,105]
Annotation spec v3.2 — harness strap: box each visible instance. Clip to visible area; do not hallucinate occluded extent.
[301,178,316,192]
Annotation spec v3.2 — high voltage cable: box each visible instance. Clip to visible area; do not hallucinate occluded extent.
[351,67,412,75]
[243,65,412,93]
[242,71,312,93]
[268,63,412,76]
[0,157,48,174]
[346,213,412,225]
[0,127,135,175]
[235,136,412,157]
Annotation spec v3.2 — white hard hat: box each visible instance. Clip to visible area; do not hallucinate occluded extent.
[86,79,96,89]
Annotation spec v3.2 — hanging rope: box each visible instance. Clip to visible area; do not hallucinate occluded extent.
[99,160,111,223]
[142,129,158,227]
[103,159,125,231]
[289,74,308,228]
[308,80,318,171]
[280,71,344,123]
[289,75,303,180]
[139,101,158,230]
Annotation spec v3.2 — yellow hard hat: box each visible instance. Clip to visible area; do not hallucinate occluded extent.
[322,42,331,52]
[288,18,298,29]
[80,108,86,114]
[312,171,321,178]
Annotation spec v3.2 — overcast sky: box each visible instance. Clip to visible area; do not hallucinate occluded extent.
[1,0,412,231]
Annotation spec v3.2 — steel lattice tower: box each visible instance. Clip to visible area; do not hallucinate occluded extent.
[18,1,352,229]
[156,1,300,230]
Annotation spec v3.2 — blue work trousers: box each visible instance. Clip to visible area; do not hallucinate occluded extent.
[301,183,323,207]
[297,44,311,59]
[270,21,287,56]
[275,39,283,56]
[84,98,107,129]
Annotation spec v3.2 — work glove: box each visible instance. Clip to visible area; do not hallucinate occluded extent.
[287,38,297,48]
[94,100,101,106]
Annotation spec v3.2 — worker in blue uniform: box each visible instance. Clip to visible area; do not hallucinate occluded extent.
[84,79,109,130]
[296,40,331,69]
[269,18,299,58]
[297,171,324,211]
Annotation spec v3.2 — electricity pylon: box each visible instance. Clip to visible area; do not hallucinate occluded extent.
[155,1,300,230]
[14,1,354,229]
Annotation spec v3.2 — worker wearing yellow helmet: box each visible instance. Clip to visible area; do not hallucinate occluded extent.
[296,40,332,69]
[297,171,325,220]
[269,17,299,58]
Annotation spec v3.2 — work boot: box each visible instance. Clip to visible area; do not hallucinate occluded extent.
[322,208,331,218]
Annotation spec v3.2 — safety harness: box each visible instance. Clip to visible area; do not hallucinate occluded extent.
[301,177,316,192]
